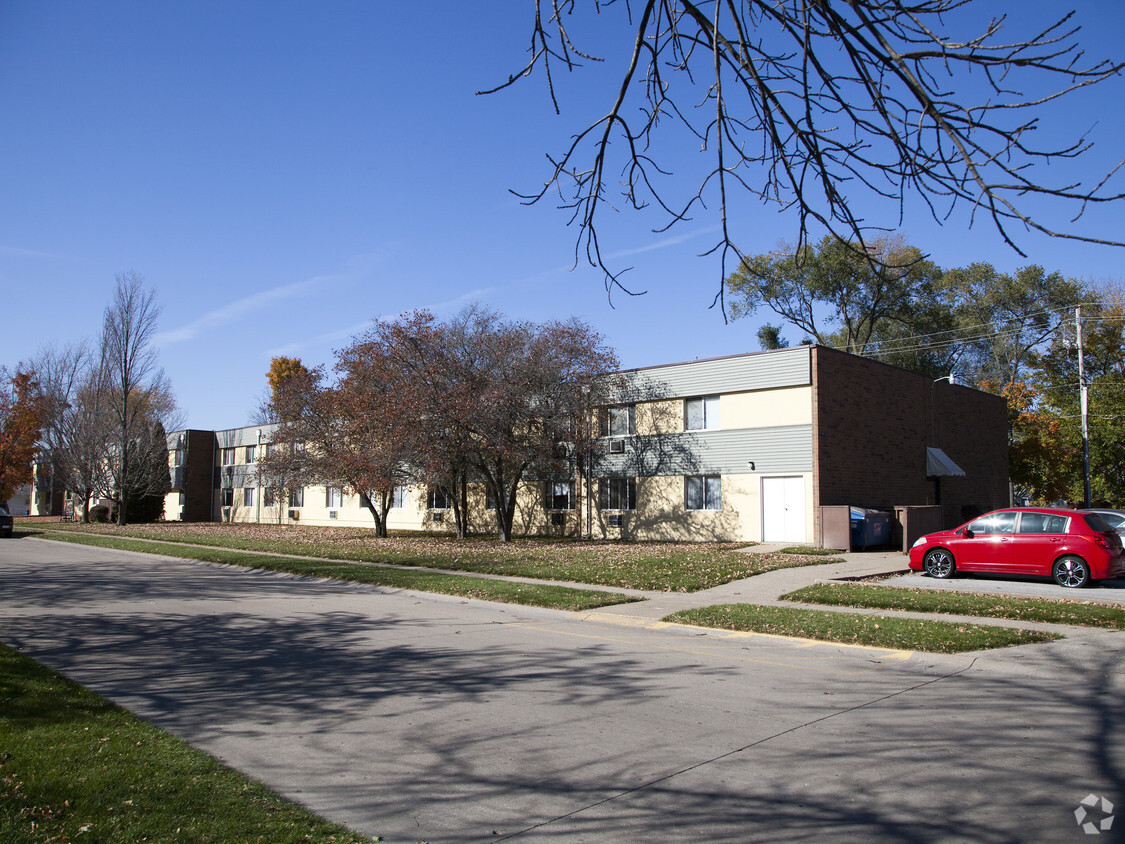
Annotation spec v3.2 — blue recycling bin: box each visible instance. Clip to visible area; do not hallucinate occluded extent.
[849,507,891,550]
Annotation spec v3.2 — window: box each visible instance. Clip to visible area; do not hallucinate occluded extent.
[546,481,575,511]
[968,511,1016,535]
[288,489,304,508]
[1019,512,1067,534]
[264,443,275,459]
[685,396,720,431]
[243,488,254,507]
[264,488,276,507]
[221,447,236,466]
[245,445,256,464]
[220,488,234,507]
[685,475,722,511]
[326,487,343,508]
[599,478,636,511]
[600,405,635,438]
[178,491,185,506]
[172,449,183,467]
[392,485,408,509]
[429,488,450,510]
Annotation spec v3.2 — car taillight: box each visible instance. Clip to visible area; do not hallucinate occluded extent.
[1092,532,1120,552]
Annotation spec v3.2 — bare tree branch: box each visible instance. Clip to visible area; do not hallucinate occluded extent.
[483,1,1125,312]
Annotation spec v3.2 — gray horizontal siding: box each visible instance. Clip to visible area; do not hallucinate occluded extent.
[613,346,811,402]
[216,424,277,449]
[597,424,812,477]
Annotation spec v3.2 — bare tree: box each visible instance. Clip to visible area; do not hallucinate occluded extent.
[101,272,178,525]
[32,348,116,522]
[485,1,1125,307]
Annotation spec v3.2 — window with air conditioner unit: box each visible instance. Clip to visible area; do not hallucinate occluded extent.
[599,478,636,512]
[546,481,575,511]
[600,404,636,438]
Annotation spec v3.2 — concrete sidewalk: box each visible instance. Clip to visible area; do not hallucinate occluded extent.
[593,544,910,620]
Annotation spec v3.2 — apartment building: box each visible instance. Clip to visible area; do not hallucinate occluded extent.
[162,346,1009,547]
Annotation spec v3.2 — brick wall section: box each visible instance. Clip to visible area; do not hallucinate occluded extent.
[811,346,1009,532]
[181,430,216,522]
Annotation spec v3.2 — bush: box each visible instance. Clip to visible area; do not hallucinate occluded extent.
[88,505,110,523]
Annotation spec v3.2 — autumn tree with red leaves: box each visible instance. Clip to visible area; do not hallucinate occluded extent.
[345,307,619,542]
[0,368,44,502]
[278,307,620,541]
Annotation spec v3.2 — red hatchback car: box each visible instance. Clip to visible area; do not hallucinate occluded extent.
[909,507,1125,588]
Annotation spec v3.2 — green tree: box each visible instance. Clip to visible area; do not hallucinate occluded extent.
[727,235,947,370]
[1034,291,1125,506]
[942,264,1087,389]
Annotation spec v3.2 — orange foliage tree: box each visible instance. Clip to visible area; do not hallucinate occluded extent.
[0,369,44,501]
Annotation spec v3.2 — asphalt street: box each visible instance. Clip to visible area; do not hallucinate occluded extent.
[1,537,1123,842]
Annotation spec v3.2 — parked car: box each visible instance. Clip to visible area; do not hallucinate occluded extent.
[1082,508,1125,532]
[0,505,12,538]
[909,507,1125,588]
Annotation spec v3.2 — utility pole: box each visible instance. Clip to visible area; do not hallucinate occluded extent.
[1076,307,1091,508]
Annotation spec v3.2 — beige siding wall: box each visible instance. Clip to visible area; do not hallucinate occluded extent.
[722,386,812,429]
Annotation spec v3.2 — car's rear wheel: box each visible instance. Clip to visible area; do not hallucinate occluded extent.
[923,548,955,579]
[1053,555,1090,588]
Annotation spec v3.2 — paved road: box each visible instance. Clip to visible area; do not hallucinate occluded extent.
[2,538,1123,842]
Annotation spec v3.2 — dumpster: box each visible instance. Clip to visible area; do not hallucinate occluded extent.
[850,507,891,550]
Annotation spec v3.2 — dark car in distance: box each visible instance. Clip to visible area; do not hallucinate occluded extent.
[0,505,12,538]
[909,507,1125,588]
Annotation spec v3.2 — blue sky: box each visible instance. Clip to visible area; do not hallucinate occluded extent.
[3,1,1124,430]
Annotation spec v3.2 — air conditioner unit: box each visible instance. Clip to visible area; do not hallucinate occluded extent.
[609,439,626,454]
[288,509,300,520]
[608,514,623,527]
[432,511,444,523]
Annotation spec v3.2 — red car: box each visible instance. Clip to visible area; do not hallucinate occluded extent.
[909,507,1125,588]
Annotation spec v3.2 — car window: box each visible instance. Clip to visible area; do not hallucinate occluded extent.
[969,512,1017,535]
[1084,514,1115,533]
[1099,513,1125,529]
[1018,513,1068,534]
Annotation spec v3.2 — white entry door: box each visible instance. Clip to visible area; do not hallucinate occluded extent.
[762,476,807,543]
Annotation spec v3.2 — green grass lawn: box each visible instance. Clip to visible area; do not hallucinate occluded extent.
[664,604,1061,653]
[781,582,1125,629]
[33,530,641,612]
[28,522,842,592]
[0,642,375,843]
